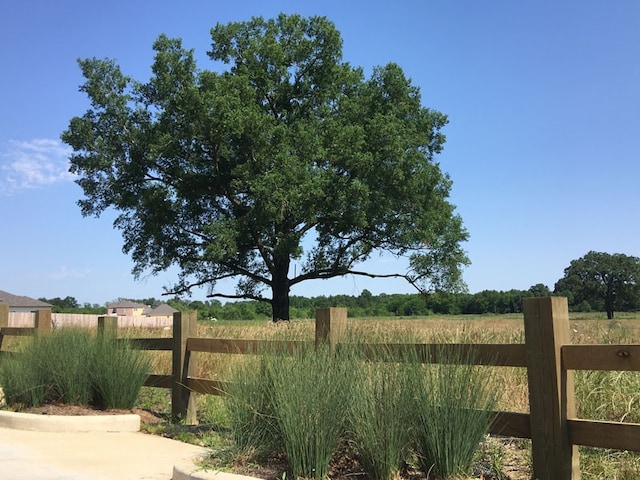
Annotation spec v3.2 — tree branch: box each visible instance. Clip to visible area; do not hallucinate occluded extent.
[207,292,270,303]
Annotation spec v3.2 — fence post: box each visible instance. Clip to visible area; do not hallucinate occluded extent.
[98,316,118,339]
[0,303,7,328]
[523,297,580,480]
[0,303,7,352]
[34,309,52,336]
[315,307,348,347]
[172,310,198,424]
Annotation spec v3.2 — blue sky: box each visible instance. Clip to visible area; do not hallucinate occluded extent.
[1,1,639,306]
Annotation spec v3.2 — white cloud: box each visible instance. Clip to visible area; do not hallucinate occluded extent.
[48,265,91,281]
[0,138,74,195]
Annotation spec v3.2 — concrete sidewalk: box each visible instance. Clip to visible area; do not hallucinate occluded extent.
[0,426,209,480]
[0,410,255,480]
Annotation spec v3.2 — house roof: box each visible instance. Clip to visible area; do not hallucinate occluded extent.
[0,290,53,308]
[148,303,179,316]
[106,300,147,309]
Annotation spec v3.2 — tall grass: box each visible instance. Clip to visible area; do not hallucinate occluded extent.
[222,332,502,480]
[409,346,500,479]
[0,338,48,407]
[264,343,352,480]
[224,341,353,479]
[91,336,152,409]
[224,355,281,458]
[0,329,151,410]
[347,344,413,480]
[45,329,95,404]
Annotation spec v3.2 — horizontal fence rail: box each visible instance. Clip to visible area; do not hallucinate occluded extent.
[562,344,640,371]
[186,338,313,355]
[353,342,527,367]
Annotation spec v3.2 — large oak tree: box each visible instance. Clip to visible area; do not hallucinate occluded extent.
[62,14,469,320]
[555,251,640,319]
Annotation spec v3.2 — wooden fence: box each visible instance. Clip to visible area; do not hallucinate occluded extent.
[2,298,640,479]
[7,312,173,329]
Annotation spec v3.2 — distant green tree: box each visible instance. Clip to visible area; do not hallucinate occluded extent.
[527,283,552,297]
[555,251,640,319]
[61,13,468,322]
[357,289,373,308]
[39,296,79,312]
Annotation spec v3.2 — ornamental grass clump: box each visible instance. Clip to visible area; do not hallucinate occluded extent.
[0,328,151,410]
[44,329,95,405]
[264,343,352,480]
[223,355,282,458]
[90,335,152,409]
[225,341,352,480]
[347,343,413,480]
[408,346,500,479]
[0,338,48,407]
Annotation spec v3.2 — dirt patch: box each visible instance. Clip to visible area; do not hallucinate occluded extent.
[212,436,532,480]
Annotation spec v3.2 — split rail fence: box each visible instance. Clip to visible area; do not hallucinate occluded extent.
[2,297,640,479]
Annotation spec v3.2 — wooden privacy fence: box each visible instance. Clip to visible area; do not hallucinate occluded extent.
[7,311,173,328]
[2,298,640,479]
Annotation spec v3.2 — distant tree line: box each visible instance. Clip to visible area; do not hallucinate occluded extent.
[40,251,640,321]
[38,296,104,314]
[163,284,554,321]
[42,288,551,320]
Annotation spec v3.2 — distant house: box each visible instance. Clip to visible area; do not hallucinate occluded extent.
[0,290,53,313]
[144,303,178,318]
[106,300,147,316]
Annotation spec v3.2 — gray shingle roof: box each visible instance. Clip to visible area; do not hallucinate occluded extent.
[0,290,53,308]
[148,303,179,316]
[106,300,147,309]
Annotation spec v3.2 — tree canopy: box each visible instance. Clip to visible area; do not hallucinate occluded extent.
[62,14,468,321]
[554,251,640,319]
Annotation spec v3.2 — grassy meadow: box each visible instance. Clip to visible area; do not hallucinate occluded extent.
[129,312,640,479]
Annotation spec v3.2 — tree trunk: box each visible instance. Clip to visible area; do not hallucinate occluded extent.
[271,258,291,322]
[605,289,615,319]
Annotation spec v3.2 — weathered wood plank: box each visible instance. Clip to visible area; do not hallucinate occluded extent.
[144,374,173,388]
[489,411,532,439]
[354,343,527,367]
[186,377,229,396]
[186,338,311,354]
[173,311,198,423]
[568,418,640,452]
[0,327,36,337]
[523,297,579,480]
[563,344,640,371]
[128,337,173,351]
